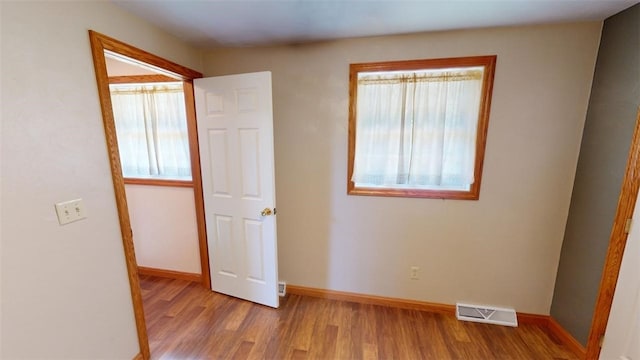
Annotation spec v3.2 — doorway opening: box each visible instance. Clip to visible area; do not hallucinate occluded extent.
[89,30,209,359]
[106,54,202,283]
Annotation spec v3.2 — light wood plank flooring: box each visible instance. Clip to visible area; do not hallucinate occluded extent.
[140,275,578,359]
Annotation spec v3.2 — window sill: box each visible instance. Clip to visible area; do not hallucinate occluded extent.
[124,177,193,188]
[348,186,479,200]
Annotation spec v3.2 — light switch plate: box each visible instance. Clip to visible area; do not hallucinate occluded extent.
[55,198,86,225]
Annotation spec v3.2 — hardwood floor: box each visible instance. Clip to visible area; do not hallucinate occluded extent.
[140,275,578,359]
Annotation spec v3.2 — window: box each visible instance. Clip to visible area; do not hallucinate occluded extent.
[348,56,496,200]
[110,82,192,181]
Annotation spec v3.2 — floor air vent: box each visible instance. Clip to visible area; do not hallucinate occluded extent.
[456,303,518,327]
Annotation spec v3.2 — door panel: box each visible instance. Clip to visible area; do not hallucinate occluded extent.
[194,72,278,308]
[208,130,232,197]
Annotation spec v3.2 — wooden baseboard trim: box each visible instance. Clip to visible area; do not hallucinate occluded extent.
[137,266,201,283]
[548,317,586,359]
[288,285,550,323]
[287,284,454,314]
[287,284,584,359]
[132,352,143,360]
[517,312,550,326]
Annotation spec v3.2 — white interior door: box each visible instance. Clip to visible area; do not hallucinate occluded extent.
[194,71,278,308]
[600,192,640,359]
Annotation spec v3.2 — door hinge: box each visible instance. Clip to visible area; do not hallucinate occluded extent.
[625,218,633,234]
[599,335,605,347]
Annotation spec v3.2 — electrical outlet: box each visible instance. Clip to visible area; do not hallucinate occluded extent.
[55,198,86,225]
[410,266,420,280]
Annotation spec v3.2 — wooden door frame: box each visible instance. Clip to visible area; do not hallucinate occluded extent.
[586,108,640,358]
[88,30,210,360]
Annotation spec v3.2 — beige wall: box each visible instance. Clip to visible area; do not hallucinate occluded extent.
[0,1,202,358]
[126,185,201,274]
[204,22,601,314]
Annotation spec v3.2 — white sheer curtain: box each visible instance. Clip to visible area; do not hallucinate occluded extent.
[110,82,192,179]
[352,68,483,189]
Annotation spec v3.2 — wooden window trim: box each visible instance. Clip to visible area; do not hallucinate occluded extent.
[110,78,192,182]
[347,55,497,200]
[123,178,193,188]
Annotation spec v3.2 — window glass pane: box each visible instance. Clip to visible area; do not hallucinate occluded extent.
[110,82,192,181]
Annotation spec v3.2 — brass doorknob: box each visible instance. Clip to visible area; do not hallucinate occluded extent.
[261,208,273,216]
